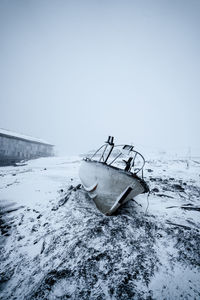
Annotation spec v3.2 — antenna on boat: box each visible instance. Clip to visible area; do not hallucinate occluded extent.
[104,136,114,164]
[105,136,114,145]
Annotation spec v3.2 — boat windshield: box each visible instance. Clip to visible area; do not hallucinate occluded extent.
[86,136,146,177]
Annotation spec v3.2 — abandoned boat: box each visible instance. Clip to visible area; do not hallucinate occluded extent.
[79,136,149,215]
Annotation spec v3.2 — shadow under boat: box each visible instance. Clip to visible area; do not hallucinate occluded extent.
[79,136,149,215]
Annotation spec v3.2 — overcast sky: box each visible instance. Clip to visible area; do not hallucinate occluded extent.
[0,0,200,155]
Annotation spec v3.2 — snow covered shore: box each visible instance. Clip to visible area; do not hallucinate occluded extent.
[0,156,200,299]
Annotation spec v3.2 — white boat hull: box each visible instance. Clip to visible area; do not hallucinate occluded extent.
[79,159,148,215]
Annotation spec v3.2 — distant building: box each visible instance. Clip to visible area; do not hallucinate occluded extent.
[0,128,54,165]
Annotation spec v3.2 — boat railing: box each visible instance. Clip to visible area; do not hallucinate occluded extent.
[87,137,146,177]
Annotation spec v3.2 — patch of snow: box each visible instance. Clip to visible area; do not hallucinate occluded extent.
[0,155,200,299]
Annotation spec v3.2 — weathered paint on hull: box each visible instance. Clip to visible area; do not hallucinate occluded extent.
[79,159,148,215]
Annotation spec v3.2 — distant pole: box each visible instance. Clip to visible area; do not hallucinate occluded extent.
[186,147,191,169]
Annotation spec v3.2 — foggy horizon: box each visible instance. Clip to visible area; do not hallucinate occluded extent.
[1,0,200,156]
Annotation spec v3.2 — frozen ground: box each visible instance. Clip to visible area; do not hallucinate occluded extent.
[0,155,200,299]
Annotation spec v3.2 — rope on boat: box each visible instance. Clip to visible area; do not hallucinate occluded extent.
[145,191,150,215]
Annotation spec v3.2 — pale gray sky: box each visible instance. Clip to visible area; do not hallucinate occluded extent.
[0,0,200,155]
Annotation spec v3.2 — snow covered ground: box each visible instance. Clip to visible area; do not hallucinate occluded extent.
[0,155,200,299]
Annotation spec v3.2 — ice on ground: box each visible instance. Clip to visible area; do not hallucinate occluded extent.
[0,155,200,299]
